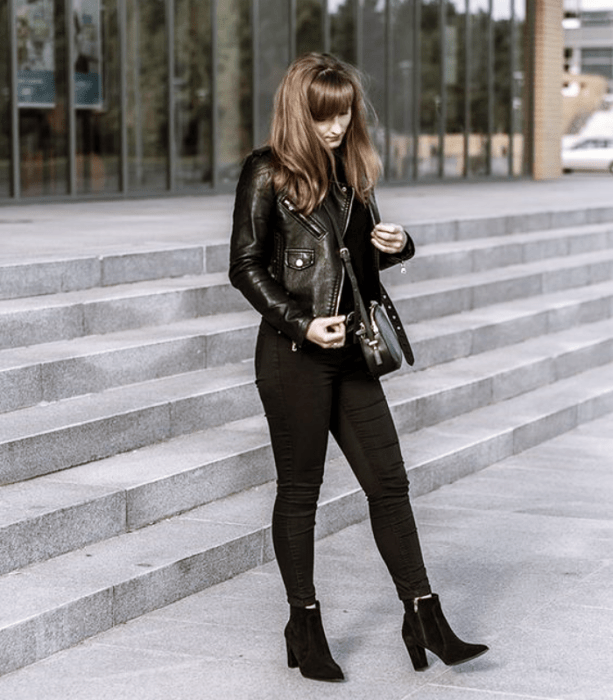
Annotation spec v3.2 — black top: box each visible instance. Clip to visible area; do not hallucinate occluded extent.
[338,195,376,316]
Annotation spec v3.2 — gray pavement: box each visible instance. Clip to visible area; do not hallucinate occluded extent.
[0,172,612,259]
[0,411,610,699]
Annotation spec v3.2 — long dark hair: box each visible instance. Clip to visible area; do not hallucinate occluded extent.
[269,53,381,215]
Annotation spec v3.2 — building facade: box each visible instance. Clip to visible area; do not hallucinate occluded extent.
[564,9,613,92]
[1,0,559,202]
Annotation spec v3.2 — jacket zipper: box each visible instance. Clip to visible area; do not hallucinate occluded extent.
[280,197,327,239]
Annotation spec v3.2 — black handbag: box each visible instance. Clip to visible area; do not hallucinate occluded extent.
[326,201,415,378]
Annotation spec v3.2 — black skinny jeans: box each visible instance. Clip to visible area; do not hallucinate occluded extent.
[255,319,431,608]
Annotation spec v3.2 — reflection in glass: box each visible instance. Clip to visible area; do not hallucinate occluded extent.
[19,0,68,196]
[418,0,442,178]
[297,0,324,56]
[0,1,10,197]
[217,0,252,185]
[76,0,121,194]
[444,0,466,177]
[175,0,213,190]
[256,0,289,148]
[329,0,356,65]
[390,0,416,181]
[468,0,489,176]
[126,0,168,192]
[492,0,511,176]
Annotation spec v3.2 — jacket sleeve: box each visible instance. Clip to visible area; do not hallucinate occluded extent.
[369,191,416,271]
[228,152,313,346]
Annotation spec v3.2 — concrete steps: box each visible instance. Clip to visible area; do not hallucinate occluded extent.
[2,245,613,412]
[1,206,613,675]
[3,278,613,486]
[2,313,613,575]
[1,360,612,676]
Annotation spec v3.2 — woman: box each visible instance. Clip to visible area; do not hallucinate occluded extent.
[229,53,488,683]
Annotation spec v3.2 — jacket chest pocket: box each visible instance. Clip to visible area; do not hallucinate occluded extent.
[285,248,315,270]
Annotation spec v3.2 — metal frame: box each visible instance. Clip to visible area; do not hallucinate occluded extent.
[524,0,536,176]
[384,0,393,180]
[8,0,20,198]
[211,0,219,189]
[119,0,128,193]
[463,0,470,177]
[323,0,331,53]
[252,0,260,149]
[67,0,77,195]
[354,0,364,71]
[486,0,494,176]
[167,0,176,191]
[509,0,516,176]
[438,0,446,179]
[413,0,421,181]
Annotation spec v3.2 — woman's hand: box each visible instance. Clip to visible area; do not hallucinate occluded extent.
[371,223,407,254]
[305,316,346,349]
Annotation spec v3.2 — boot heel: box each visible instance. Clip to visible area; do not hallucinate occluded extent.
[403,594,488,668]
[284,602,344,682]
[286,640,298,668]
[404,640,428,671]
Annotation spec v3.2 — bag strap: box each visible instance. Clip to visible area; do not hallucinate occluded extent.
[379,285,414,366]
[322,200,377,344]
[323,197,414,365]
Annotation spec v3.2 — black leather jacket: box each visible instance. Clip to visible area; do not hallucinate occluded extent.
[229,147,415,346]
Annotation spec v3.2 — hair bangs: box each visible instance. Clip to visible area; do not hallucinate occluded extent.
[307,72,354,122]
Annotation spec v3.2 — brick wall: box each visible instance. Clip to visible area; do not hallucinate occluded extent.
[532,0,564,179]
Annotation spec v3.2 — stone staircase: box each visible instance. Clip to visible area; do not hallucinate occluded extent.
[2,206,613,675]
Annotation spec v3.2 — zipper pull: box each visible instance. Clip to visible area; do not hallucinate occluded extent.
[401,262,407,275]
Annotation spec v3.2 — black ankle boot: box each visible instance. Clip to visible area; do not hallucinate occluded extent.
[402,594,489,671]
[284,602,345,682]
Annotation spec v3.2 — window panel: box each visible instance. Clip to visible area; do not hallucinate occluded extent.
[297,0,324,56]
[256,0,289,148]
[76,0,121,194]
[443,0,466,177]
[390,0,416,181]
[217,0,252,185]
[492,0,512,176]
[126,0,169,192]
[361,0,386,165]
[174,0,213,190]
[418,0,442,178]
[468,0,490,176]
[18,0,69,196]
[329,0,356,65]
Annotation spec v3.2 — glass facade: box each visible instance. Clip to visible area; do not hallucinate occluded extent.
[0,0,531,202]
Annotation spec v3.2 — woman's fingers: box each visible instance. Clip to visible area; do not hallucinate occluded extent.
[306,316,346,349]
[371,223,407,253]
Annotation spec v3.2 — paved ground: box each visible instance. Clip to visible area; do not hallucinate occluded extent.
[0,411,611,699]
[0,172,612,258]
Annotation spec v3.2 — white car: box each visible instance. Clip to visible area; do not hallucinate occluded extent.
[562,138,613,174]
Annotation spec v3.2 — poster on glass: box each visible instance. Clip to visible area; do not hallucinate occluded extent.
[74,0,102,109]
[16,0,56,107]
